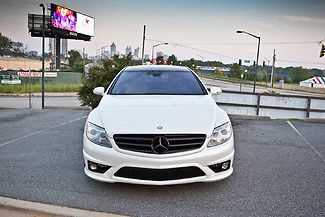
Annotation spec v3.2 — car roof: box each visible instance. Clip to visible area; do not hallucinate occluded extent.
[124,65,191,72]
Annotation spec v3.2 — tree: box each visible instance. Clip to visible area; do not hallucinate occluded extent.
[156,55,164,65]
[215,68,223,77]
[0,33,27,57]
[228,64,243,79]
[289,67,311,83]
[78,54,136,108]
[185,58,197,70]
[0,33,12,56]
[10,41,25,57]
[167,54,177,65]
[68,50,83,68]
[255,68,268,82]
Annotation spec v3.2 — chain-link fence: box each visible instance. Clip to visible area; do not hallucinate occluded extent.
[0,71,83,94]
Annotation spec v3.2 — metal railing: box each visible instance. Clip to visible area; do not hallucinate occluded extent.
[214,90,325,119]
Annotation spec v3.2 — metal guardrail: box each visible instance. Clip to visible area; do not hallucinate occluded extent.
[215,90,325,119]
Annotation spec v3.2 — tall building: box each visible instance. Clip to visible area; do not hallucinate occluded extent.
[48,38,54,55]
[125,46,132,55]
[61,39,68,57]
[48,38,68,56]
[102,50,110,59]
[134,47,140,59]
[110,42,117,57]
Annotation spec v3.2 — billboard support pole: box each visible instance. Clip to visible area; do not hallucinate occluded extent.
[55,35,61,70]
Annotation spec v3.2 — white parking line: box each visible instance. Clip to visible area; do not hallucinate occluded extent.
[286,121,324,163]
[0,116,87,148]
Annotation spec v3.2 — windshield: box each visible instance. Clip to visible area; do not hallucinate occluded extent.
[109,70,207,95]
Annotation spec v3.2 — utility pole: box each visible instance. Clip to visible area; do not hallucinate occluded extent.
[141,25,146,64]
[271,49,276,87]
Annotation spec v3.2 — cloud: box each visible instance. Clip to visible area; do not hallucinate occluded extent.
[280,15,325,24]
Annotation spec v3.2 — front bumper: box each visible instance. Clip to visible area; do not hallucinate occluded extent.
[83,135,234,185]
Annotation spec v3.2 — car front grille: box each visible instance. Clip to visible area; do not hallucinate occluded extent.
[114,166,206,181]
[113,134,206,154]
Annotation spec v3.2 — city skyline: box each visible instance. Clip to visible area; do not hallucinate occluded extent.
[0,0,325,69]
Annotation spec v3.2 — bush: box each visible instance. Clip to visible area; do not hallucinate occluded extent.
[78,54,136,108]
[228,64,243,79]
[289,67,311,83]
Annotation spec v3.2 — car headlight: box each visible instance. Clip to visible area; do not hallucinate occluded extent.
[85,122,112,148]
[207,122,232,147]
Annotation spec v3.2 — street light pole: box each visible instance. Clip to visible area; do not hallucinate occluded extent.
[40,3,45,109]
[255,37,260,93]
[236,30,260,93]
[151,42,168,63]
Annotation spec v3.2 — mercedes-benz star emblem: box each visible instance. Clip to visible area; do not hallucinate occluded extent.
[151,136,169,154]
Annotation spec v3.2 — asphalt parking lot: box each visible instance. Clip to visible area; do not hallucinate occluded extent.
[0,109,324,217]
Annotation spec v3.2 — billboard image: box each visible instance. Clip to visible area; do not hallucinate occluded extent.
[51,4,77,32]
[76,13,95,37]
[51,4,94,37]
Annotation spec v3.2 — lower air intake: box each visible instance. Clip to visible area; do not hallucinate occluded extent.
[114,166,205,181]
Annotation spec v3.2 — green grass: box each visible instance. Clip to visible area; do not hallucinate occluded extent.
[0,83,81,94]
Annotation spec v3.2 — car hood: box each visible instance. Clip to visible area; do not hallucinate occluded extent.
[98,95,219,136]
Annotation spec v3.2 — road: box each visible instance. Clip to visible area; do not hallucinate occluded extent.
[0,109,324,217]
[0,96,82,109]
[201,77,325,97]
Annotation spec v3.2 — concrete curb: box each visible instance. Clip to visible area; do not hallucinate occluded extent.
[0,196,126,217]
[299,118,325,124]
[44,106,91,111]
[229,114,271,120]
[229,114,325,124]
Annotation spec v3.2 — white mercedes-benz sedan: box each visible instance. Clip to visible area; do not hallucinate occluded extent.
[83,65,234,185]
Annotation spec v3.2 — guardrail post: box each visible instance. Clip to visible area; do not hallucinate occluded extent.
[256,93,261,116]
[306,97,311,118]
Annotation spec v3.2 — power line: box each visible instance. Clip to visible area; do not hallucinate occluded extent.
[277,59,325,65]
[146,38,240,60]
[146,38,325,66]
[146,39,318,46]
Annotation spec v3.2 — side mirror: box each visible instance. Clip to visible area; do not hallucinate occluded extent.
[207,86,222,95]
[93,86,105,96]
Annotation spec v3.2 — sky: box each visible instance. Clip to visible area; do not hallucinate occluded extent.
[0,0,325,69]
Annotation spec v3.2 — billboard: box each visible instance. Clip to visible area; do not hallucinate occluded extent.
[51,4,94,37]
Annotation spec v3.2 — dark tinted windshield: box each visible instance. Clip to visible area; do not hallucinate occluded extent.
[109,70,207,95]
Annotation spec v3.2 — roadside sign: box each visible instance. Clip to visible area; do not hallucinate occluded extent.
[1,79,21,84]
[242,60,253,66]
[18,72,57,77]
